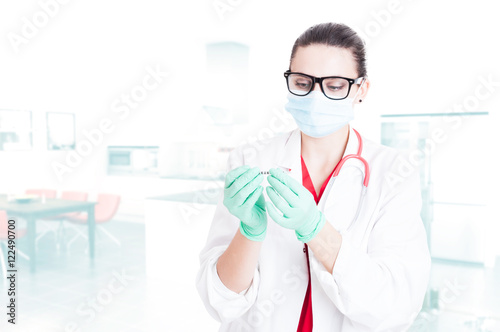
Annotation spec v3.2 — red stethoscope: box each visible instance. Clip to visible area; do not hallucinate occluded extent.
[333,128,370,187]
[277,128,371,231]
[331,128,370,231]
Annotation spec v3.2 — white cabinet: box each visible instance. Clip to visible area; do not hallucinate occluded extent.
[101,176,219,222]
[144,189,221,330]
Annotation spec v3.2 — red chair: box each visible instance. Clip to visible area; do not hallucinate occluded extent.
[36,191,88,251]
[65,194,121,251]
[25,189,57,199]
[50,191,88,219]
[0,210,29,279]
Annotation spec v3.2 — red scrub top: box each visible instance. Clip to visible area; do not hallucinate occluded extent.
[297,156,337,332]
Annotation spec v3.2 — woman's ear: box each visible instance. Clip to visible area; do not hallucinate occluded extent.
[355,78,370,104]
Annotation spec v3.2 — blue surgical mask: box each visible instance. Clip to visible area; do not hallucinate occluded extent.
[284,88,362,138]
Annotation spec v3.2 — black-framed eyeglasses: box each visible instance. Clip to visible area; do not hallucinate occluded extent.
[284,70,365,100]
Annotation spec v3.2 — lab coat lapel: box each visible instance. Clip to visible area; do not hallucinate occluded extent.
[319,125,367,233]
[274,128,303,185]
[273,126,367,233]
[274,125,366,199]
[267,129,303,243]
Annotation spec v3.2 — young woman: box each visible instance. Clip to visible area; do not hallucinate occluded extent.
[197,22,431,331]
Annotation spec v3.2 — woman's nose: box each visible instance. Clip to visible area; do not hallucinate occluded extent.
[311,82,322,92]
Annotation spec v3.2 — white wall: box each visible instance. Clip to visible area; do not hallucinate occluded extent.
[0,0,498,232]
[1,0,498,190]
[1,2,499,331]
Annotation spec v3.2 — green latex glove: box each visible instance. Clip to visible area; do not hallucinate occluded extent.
[265,168,325,243]
[223,165,267,241]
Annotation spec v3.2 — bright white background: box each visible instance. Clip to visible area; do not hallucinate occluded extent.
[1,0,499,184]
[0,0,499,331]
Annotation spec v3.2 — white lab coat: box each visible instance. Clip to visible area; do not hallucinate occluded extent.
[196,125,431,332]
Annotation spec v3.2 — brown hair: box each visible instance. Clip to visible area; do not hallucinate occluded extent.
[290,22,367,77]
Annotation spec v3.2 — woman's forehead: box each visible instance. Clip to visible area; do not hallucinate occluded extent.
[291,44,358,78]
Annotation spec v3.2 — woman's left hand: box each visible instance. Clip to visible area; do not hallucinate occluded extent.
[265,168,326,243]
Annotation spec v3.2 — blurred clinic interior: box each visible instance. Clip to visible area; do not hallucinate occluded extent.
[0,0,499,331]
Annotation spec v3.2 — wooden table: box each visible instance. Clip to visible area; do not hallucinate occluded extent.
[0,194,97,273]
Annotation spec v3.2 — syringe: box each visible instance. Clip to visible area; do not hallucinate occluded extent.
[259,167,291,175]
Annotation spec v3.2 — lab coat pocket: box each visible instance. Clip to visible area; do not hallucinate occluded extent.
[322,166,365,234]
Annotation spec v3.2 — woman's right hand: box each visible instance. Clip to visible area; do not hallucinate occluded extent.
[223,165,267,241]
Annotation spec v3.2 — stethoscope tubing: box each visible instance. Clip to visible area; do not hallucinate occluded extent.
[332,128,370,187]
[330,128,370,232]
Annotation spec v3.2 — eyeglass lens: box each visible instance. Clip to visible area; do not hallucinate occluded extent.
[287,73,351,99]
